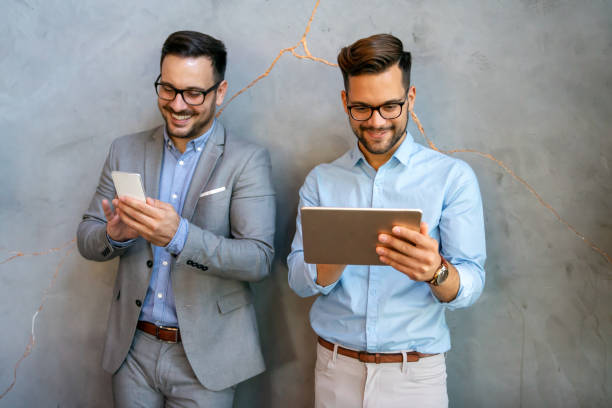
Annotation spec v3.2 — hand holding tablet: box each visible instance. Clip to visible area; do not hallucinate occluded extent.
[301,207,422,265]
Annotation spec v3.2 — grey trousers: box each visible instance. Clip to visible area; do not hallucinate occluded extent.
[112,329,235,408]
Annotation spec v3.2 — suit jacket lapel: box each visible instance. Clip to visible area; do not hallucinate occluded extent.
[144,126,164,201]
[181,122,226,221]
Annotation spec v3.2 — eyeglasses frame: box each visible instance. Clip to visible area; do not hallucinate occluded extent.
[346,94,409,121]
[154,74,221,106]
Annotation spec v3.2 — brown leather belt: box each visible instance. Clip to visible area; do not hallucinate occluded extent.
[137,321,181,343]
[318,337,436,363]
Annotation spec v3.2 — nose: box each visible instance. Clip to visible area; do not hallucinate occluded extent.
[168,92,189,111]
[367,108,387,127]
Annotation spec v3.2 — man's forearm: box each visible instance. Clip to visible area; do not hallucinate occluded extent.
[315,264,346,287]
[176,223,274,282]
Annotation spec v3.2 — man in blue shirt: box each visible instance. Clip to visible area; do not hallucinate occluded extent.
[288,34,486,407]
[77,31,275,407]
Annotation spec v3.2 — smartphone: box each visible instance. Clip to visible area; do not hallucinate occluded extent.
[111,171,146,202]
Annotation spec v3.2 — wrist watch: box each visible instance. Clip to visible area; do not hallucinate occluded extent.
[428,256,449,286]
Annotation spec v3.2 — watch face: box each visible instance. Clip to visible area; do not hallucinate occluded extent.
[435,264,449,285]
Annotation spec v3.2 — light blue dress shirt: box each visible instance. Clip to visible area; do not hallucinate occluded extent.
[287,131,486,353]
[110,121,216,327]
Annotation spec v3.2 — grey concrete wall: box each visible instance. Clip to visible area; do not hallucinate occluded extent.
[1,0,611,406]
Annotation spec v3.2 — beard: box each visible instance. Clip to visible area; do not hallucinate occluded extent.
[352,114,409,155]
[163,102,216,141]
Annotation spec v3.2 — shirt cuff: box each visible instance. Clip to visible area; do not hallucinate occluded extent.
[431,262,473,309]
[165,217,189,255]
[106,233,136,248]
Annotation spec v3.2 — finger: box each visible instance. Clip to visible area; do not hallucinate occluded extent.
[121,196,162,218]
[378,233,430,262]
[151,198,173,210]
[391,226,436,250]
[102,199,114,221]
[116,207,150,235]
[420,222,429,236]
[117,202,157,229]
[376,245,428,272]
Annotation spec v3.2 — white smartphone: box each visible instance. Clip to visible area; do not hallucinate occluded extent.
[111,171,146,202]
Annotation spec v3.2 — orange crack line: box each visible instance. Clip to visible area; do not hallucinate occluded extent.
[216,0,336,118]
[409,110,611,265]
[0,243,76,400]
[214,0,610,265]
[0,238,76,265]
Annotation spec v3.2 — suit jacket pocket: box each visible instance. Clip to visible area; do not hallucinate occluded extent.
[199,188,229,202]
[217,289,252,314]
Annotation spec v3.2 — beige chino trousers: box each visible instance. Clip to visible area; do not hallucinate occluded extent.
[315,343,448,408]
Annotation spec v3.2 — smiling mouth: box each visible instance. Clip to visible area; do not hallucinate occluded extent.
[171,112,193,121]
[363,127,392,139]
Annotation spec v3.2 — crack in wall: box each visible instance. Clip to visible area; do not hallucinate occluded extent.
[216,0,336,118]
[215,0,611,266]
[0,244,75,400]
[0,239,75,265]
[409,110,611,265]
[1,0,611,401]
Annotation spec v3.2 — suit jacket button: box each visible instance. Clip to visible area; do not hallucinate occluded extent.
[135,300,142,307]
[202,266,208,271]
[187,260,193,266]
[146,260,153,268]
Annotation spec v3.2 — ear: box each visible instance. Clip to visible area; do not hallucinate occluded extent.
[407,85,416,113]
[341,90,349,114]
[215,80,228,106]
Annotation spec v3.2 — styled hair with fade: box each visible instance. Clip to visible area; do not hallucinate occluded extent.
[337,33,411,92]
[160,31,227,82]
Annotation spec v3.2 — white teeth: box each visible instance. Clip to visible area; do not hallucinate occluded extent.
[171,113,192,120]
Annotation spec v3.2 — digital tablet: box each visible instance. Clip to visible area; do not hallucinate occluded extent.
[301,207,422,265]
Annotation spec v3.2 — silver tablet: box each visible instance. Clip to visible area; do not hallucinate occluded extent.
[301,207,422,265]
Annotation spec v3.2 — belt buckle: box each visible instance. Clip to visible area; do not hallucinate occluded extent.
[357,351,381,364]
[157,325,179,343]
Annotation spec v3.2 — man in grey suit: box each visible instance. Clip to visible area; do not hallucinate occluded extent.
[77,31,275,407]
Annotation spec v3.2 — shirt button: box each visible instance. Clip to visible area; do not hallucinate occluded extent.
[157,293,163,299]
[178,160,184,166]
[162,260,168,266]
[172,194,178,200]
[197,147,202,152]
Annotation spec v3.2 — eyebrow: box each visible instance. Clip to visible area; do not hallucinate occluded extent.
[158,81,209,92]
[348,97,406,106]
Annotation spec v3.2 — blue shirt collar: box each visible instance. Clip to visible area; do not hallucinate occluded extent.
[163,119,216,153]
[348,131,416,168]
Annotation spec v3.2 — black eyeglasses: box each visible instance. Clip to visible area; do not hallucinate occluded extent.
[346,96,408,121]
[154,75,221,106]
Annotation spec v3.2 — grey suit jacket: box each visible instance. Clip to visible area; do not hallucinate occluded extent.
[77,122,275,390]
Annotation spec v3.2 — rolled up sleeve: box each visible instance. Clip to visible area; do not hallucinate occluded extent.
[287,170,339,297]
[437,161,486,310]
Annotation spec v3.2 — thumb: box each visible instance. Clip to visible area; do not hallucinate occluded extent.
[420,222,429,236]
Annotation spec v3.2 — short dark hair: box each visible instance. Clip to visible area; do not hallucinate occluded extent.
[337,33,411,92]
[160,31,227,82]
